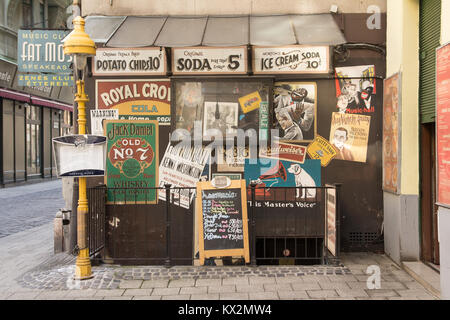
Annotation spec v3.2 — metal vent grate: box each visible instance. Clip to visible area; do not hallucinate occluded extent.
[349,232,378,244]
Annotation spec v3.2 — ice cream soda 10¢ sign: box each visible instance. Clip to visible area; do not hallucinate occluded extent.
[104,120,159,204]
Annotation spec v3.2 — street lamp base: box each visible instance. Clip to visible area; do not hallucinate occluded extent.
[74,248,93,280]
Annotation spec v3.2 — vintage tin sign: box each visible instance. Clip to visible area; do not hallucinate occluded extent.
[172,46,247,75]
[93,48,166,76]
[96,79,171,125]
[104,120,159,204]
[253,45,330,74]
[18,30,72,73]
[307,135,338,167]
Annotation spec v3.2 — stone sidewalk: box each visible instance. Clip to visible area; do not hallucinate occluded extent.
[0,222,439,300]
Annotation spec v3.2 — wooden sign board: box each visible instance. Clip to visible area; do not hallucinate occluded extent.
[196,179,250,265]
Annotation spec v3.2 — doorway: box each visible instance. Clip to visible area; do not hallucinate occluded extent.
[420,123,440,266]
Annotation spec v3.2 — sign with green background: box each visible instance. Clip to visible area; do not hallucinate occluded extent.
[104,120,159,204]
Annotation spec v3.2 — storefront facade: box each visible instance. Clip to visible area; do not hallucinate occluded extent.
[0,58,73,186]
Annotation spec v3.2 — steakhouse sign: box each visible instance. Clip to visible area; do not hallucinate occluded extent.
[96,79,171,125]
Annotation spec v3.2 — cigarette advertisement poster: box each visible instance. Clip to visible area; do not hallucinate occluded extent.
[307,135,338,167]
[96,79,171,125]
[382,73,401,194]
[159,143,211,209]
[104,120,159,204]
[329,112,371,163]
[436,43,450,207]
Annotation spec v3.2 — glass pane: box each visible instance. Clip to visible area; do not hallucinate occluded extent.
[175,80,269,139]
[2,100,14,182]
[15,104,25,181]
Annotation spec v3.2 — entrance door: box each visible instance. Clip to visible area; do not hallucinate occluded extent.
[420,123,439,265]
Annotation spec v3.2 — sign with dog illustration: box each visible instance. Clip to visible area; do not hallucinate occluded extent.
[244,158,321,200]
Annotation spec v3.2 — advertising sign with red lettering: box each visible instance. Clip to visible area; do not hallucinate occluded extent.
[436,43,450,207]
[95,79,171,125]
[104,120,159,204]
[259,142,307,164]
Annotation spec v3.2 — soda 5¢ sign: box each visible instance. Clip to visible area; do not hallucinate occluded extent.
[104,120,159,204]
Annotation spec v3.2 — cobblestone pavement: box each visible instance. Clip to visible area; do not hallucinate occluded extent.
[0,180,65,238]
[0,218,439,300]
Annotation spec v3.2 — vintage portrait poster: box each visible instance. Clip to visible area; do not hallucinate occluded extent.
[383,73,401,194]
[217,146,249,172]
[329,112,371,163]
[335,65,376,114]
[175,82,204,133]
[96,79,171,125]
[203,102,239,138]
[104,120,159,204]
[244,158,321,199]
[436,43,450,206]
[307,135,338,167]
[158,143,211,208]
[273,82,317,142]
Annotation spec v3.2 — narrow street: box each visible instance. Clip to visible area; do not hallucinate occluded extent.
[0,180,65,238]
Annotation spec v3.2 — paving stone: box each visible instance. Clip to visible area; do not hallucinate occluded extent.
[366,289,399,298]
[93,289,125,297]
[63,289,98,298]
[275,276,303,284]
[119,280,143,289]
[220,293,249,300]
[236,284,265,293]
[162,295,191,300]
[379,282,407,290]
[103,296,133,300]
[190,293,220,300]
[249,292,278,300]
[403,281,427,290]
[180,287,208,295]
[327,275,357,282]
[336,289,369,298]
[307,290,338,298]
[326,297,356,300]
[168,279,195,287]
[346,281,369,289]
[319,282,351,290]
[278,290,309,300]
[395,289,435,299]
[263,283,293,291]
[195,278,222,287]
[291,282,321,291]
[301,275,330,283]
[388,297,420,300]
[152,287,180,296]
[249,276,276,285]
[133,296,162,300]
[222,277,249,286]
[141,280,169,289]
[208,285,236,294]
[35,291,69,299]
[123,289,153,296]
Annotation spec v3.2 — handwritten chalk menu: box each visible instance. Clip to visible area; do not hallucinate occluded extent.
[196,179,250,265]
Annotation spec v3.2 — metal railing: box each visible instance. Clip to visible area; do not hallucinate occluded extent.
[86,184,341,266]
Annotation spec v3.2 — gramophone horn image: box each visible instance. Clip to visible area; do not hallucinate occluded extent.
[259,161,287,181]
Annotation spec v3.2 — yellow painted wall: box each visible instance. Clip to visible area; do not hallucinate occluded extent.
[387,0,420,195]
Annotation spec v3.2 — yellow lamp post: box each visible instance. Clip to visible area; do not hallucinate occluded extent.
[63,16,96,280]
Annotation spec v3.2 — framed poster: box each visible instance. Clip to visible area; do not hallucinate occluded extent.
[382,73,401,194]
[436,42,450,207]
[104,120,159,204]
[196,179,250,265]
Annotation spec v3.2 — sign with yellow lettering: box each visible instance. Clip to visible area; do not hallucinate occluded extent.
[307,135,338,167]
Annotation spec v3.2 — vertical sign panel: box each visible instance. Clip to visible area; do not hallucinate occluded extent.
[383,73,401,194]
[437,43,450,207]
[104,120,159,204]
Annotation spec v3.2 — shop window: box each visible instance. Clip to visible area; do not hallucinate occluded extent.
[2,99,14,183]
[15,103,26,181]
[26,105,41,176]
[174,80,271,141]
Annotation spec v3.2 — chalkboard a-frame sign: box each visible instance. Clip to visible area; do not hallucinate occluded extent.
[196,179,250,265]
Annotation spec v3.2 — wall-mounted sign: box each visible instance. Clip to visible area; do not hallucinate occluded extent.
[18,30,72,73]
[253,45,330,74]
[259,142,307,164]
[436,43,450,207]
[196,179,250,265]
[52,135,106,177]
[217,146,250,172]
[307,135,338,167]
[104,120,159,204]
[0,58,17,88]
[172,46,247,75]
[93,48,166,76]
[90,109,119,136]
[382,73,401,194]
[96,79,171,125]
[18,73,74,87]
